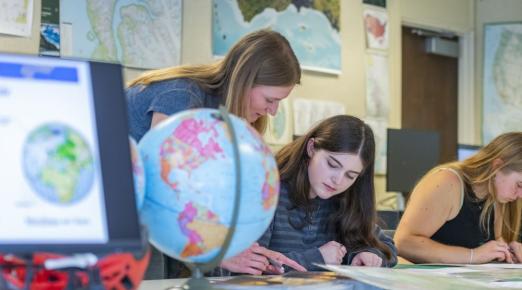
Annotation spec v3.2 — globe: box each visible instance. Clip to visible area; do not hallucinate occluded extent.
[139,108,280,264]
[23,123,94,204]
[129,137,146,210]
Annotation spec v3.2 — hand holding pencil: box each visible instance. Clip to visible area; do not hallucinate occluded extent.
[220,243,306,275]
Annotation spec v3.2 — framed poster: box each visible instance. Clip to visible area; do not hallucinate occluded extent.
[482,22,522,143]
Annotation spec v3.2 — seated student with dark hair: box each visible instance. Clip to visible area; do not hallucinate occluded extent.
[258,115,398,271]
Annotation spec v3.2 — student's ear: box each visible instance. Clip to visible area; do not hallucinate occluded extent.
[306,138,315,158]
[492,158,504,170]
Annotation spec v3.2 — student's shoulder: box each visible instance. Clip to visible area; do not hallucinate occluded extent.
[417,168,463,201]
[427,168,462,185]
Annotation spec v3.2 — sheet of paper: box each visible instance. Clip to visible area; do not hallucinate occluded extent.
[0,0,34,37]
[318,264,522,290]
[293,98,345,136]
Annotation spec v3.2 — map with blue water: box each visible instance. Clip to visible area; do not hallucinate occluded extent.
[212,0,341,74]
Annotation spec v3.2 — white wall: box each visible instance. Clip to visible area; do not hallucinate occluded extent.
[401,0,474,33]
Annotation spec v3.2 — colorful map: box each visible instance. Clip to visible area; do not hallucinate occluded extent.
[60,0,181,69]
[482,23,522,143]
[213,0,341,73]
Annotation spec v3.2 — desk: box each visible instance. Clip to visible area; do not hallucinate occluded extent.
[139,277,384,290]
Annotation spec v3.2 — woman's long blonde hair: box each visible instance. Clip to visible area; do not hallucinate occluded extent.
[127,29,301,134]
[433,132,522,242]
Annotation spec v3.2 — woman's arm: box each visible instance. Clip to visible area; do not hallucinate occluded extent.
[394,169,470,263]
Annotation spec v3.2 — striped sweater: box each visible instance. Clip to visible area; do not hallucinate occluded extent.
[258,182,398,271]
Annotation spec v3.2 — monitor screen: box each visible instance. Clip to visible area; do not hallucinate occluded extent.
[386,128,440,194]
[0,53,142,254]
[457,144,481,161]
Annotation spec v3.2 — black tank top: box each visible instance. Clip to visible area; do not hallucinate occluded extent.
[431,183,495,249]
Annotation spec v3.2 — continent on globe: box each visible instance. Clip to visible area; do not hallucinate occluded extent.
[160,117,225,192]
[179,202,228,258]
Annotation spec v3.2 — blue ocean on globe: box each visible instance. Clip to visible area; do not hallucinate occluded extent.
[129,137,146,210]
[138,109,280,264]
[23,123,94,205]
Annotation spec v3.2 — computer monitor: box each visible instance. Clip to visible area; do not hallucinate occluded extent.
[386,128,440,194]
[0,53,142,254]
[457,144,481,161]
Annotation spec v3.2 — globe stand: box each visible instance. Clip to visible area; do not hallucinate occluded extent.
[175,106,243,290]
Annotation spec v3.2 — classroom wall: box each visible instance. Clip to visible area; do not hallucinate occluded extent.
[401,0,474,33]
[0,0,480,209]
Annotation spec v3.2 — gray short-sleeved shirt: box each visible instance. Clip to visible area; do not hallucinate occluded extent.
[126,78,222,142]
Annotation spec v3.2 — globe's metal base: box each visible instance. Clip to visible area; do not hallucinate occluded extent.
[164,266,225,290]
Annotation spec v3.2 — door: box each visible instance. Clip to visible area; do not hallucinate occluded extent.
[402,26,459,164]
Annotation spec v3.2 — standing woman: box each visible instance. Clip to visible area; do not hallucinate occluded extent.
[126,29,301,142]
[127,29,302,278]
[259,115,397,271]
[394,132,522,264]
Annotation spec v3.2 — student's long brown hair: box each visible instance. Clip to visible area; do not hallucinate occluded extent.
[276,115,392,259]
[127,29,301,134]
[439,132,522,242]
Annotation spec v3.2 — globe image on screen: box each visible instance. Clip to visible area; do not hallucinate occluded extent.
[139,108,280,264]
[23,123,94,205]
[130,137,146,210]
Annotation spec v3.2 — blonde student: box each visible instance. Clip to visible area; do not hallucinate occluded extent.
[126,29,301,142]
[395,132,522,264]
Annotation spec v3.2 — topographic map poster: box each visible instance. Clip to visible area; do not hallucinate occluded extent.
[60,0,181,69]
[482,23,522,143]
[0,0,34,37]
[213,0,341,74]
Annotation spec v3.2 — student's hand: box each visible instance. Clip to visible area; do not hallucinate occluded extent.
[220,243,306,275]
[220,244,269,275]
[319,241,347,265]
[248,243,307,273]
[473,240,513,264]
[509,241,522,264]
[350,252,383,267]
